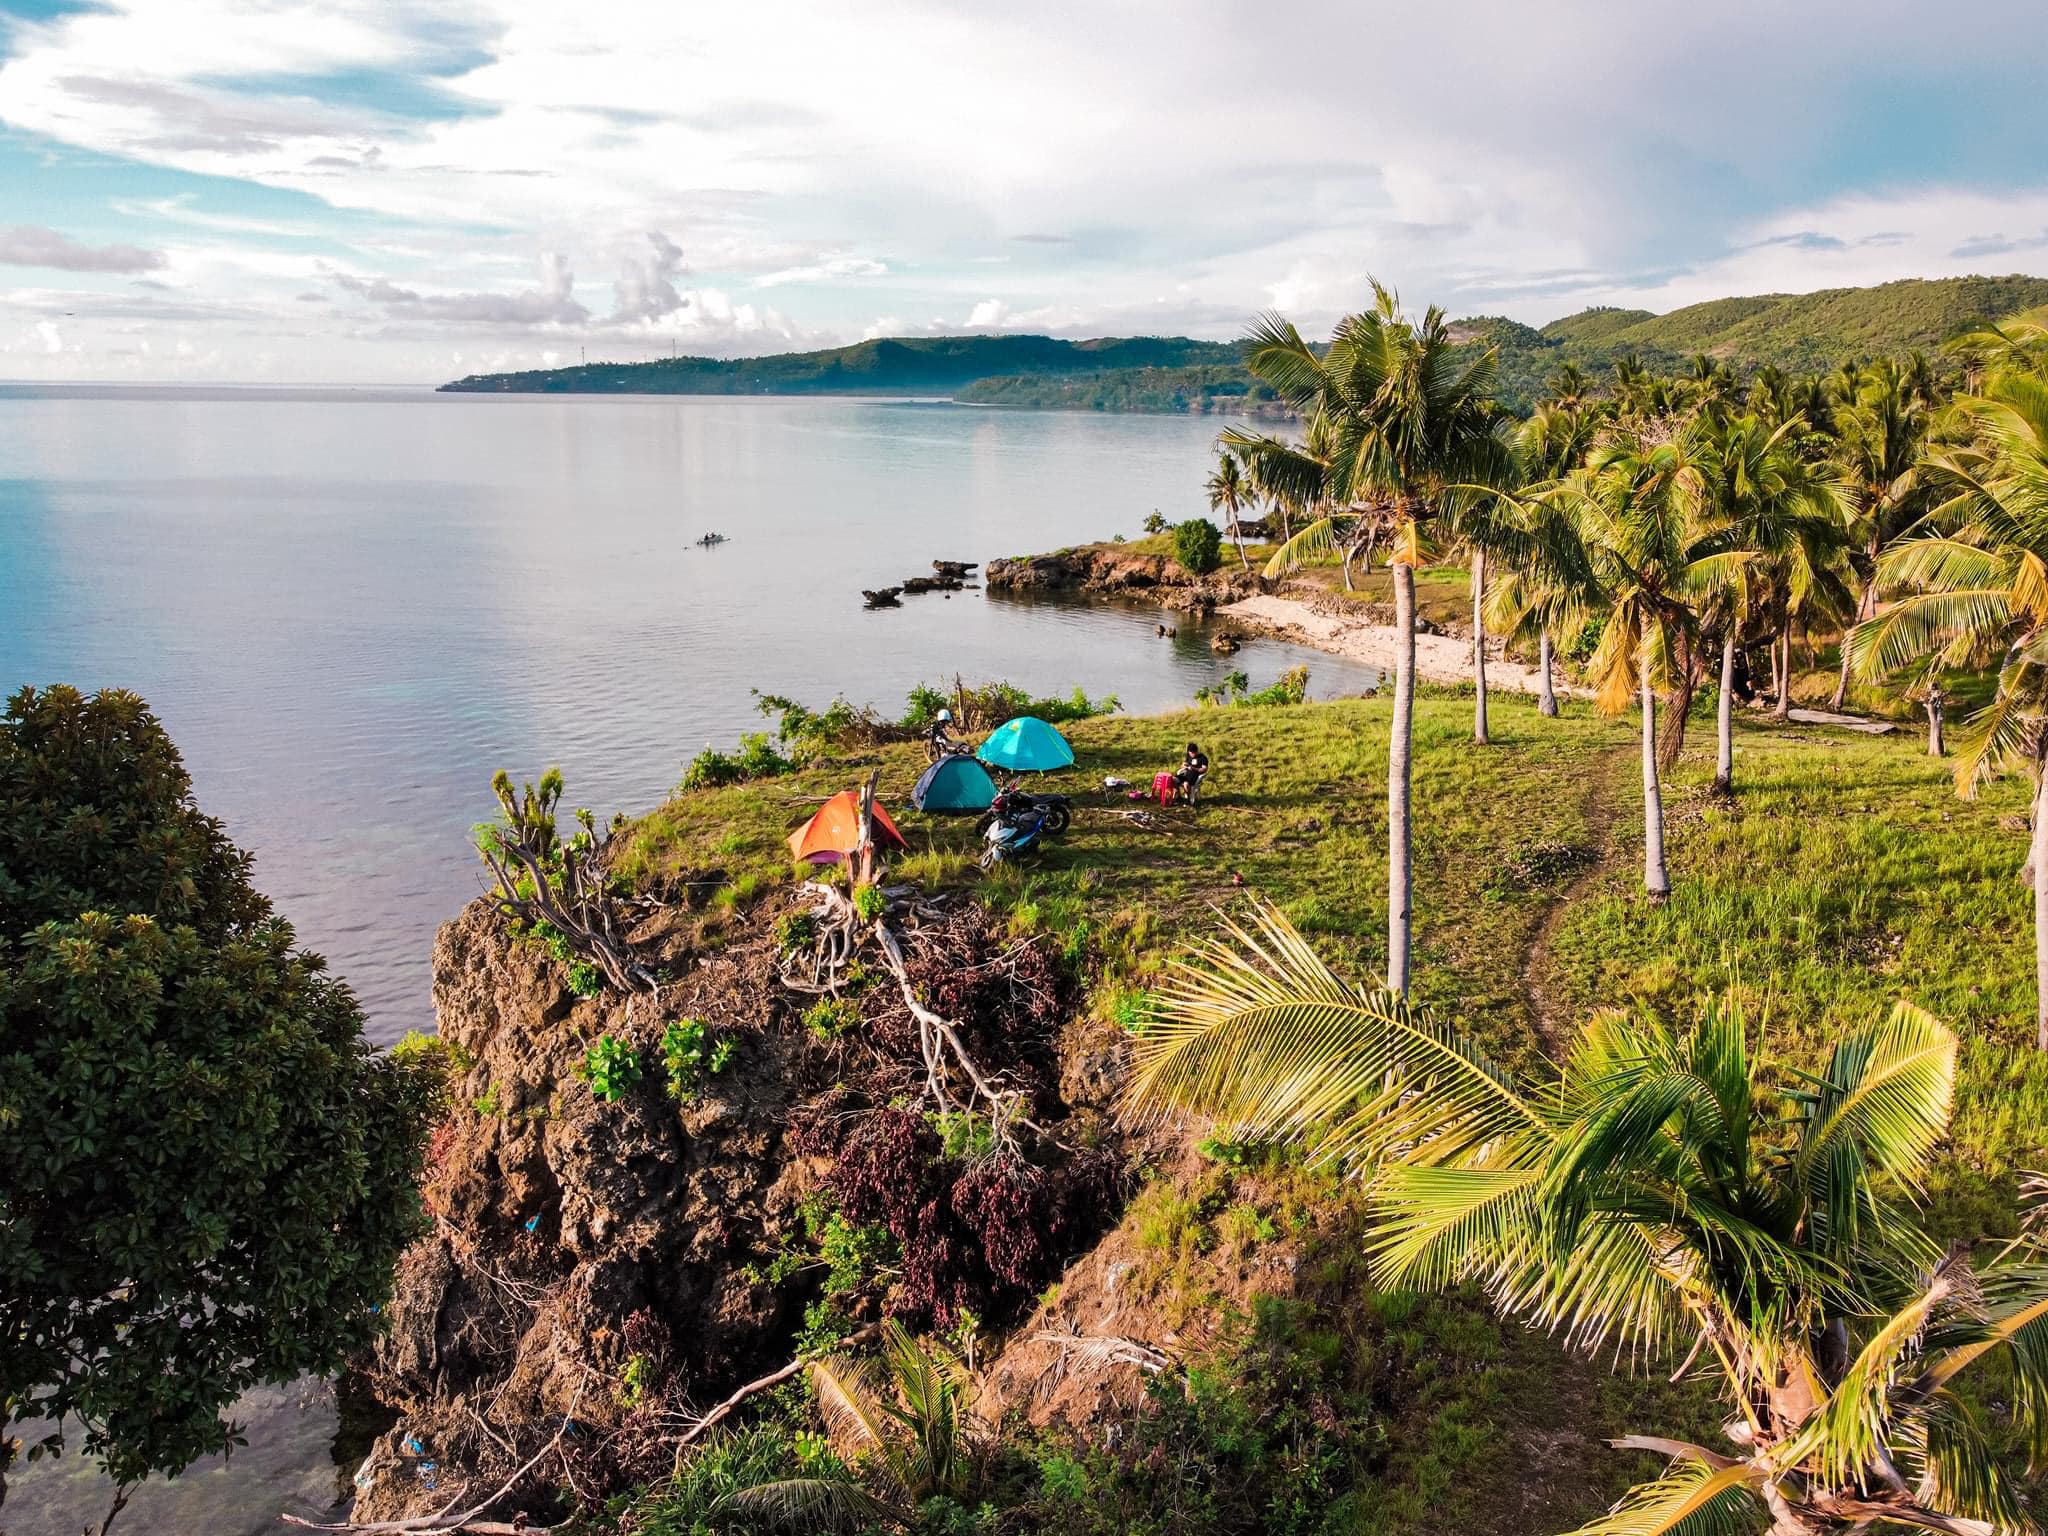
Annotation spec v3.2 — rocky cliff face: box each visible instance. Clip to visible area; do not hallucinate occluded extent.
[983,545,1264,613]
[350,900,814,1520]
[350,892,1128,1524]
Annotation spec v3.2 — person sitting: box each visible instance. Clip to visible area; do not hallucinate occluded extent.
[1172,741,1209,805]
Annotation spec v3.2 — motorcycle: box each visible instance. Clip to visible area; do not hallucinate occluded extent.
[924,720,976,763]
[980,804,1053,868]
[976,780,1071,836]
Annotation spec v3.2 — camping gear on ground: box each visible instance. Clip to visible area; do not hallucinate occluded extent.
[1102,775,1130,791]
[1153,772,1176,806]
[788,789,909,865]
[911,754,998,813]
[976,715,1075,773]
[977,781,1071,835]
[979,804,1053,869]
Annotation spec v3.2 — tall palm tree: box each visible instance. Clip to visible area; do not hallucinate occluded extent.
[1498,402,1605,716]
[1123,900,2048,1536]
[1851,366,2048,1049]
[1826,359,1936,709]
[1685,413,1853,790]
[1205,447,1254,572]
[1239,283,1509,989]
[1543,435,1704,898]
[728,1320,977,1531]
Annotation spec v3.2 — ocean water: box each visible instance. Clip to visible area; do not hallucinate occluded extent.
[0,388,1377,1051]
[0,386,1379,1532]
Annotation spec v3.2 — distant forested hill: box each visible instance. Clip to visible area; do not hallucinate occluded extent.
[440,274,2048,412]
[1461,274,2048,407]
[439,334,1238,395]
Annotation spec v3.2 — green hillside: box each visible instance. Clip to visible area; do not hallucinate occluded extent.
[439,333,1237,394]
[439,274,2048,413]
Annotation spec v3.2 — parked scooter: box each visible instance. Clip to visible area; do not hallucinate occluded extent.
[980,804,1053,868]
[976,780,1072,836]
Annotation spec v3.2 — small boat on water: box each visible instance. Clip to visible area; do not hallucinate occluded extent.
[696,532,728,547]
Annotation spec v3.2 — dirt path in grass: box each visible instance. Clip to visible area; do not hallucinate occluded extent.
[1519,744,1630,1055]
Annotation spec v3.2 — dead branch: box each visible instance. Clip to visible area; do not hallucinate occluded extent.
[282,1388,584,1535]
[670,1323,882,1455]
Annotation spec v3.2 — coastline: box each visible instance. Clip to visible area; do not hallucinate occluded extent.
[1219,590,1580,697]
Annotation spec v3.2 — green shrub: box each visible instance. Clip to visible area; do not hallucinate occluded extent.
[853,883,887,922]
[681,731,793,792]
[802,997,861,1041]
[581,1033,642,1102]
[1174,517,1223,575]
[660,1017,732,1101]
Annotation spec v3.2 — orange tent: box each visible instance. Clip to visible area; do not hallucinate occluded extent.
[787,789,910,865]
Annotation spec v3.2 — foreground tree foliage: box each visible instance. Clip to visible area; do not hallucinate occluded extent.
[0,685,434,1500]
[1124,901,2048,1536]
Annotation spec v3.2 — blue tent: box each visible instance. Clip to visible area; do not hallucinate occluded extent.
[976,715,1075,773]
[911,754,997,813]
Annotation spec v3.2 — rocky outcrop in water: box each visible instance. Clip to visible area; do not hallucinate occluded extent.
[983,545,1263,614]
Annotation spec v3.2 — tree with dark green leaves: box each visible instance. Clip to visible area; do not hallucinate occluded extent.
[0,685,434,1508]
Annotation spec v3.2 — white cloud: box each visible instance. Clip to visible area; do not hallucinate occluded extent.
[36,320,64,353]
[754,253,887,288]
[0,224,165,273]
[0,0,2045,380]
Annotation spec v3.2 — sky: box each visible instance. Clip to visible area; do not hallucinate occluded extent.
[1,0,2046,383]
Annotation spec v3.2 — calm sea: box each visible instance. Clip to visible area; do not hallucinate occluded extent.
[0,388,1375,1052]
[1,388,1375,1532]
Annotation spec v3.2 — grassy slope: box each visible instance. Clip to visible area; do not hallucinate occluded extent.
[617,690,2048,1531]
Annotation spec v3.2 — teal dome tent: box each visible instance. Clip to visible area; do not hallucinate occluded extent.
[910,754,998,813]
[976,716,1075,773]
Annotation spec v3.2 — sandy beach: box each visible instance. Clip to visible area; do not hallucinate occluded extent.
[1220,592,1582,697]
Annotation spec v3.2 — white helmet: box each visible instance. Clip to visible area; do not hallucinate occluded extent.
[936,708,953,723]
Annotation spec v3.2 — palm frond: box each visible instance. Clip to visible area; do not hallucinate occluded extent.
[1561,1460,1765,1536]
[726,1475,901,1534]
[1120,900,1545,1171]
[1791,1002,1957,1254]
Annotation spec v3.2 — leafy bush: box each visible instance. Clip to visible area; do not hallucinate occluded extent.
[802,997,861,1041]
[0,684,434,1487]
[853,883,887,922]
[581,1033,643,1102]
[1143,511,1169,533]
[660,1017,732,1101]
[1174,517,1223,575]
[681,731,793,791]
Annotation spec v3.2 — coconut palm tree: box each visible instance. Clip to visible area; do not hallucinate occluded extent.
[1492,402,1606,716]
[728,1319,977,1532]
[1684,413,1853,789]
[1123,899,2048,1536]
[1542,435,1705,898]
[1826,360,1937,709]
[1238,283,1509,990]
[1205,447,1254,572]
[1851,365,2048,1049]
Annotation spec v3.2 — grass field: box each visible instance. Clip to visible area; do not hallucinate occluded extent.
[613,683,2048,1534]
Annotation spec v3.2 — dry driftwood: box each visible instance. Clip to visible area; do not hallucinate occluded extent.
[280,1391,585,1535]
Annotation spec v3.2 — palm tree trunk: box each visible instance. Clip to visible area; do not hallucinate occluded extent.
[1715,631,1735,791]
[1642,665,1670,900]
[2035,765,2048,1049]
[1388,561,1416,992]
[1774,631,1793,721]
[1926,686,1945,757]
[1232,519,1250,573]
[1830,567,1880,711]
[1537,631,1559,718]
[1340,543,1355,591]
[1471,549,1489,745]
